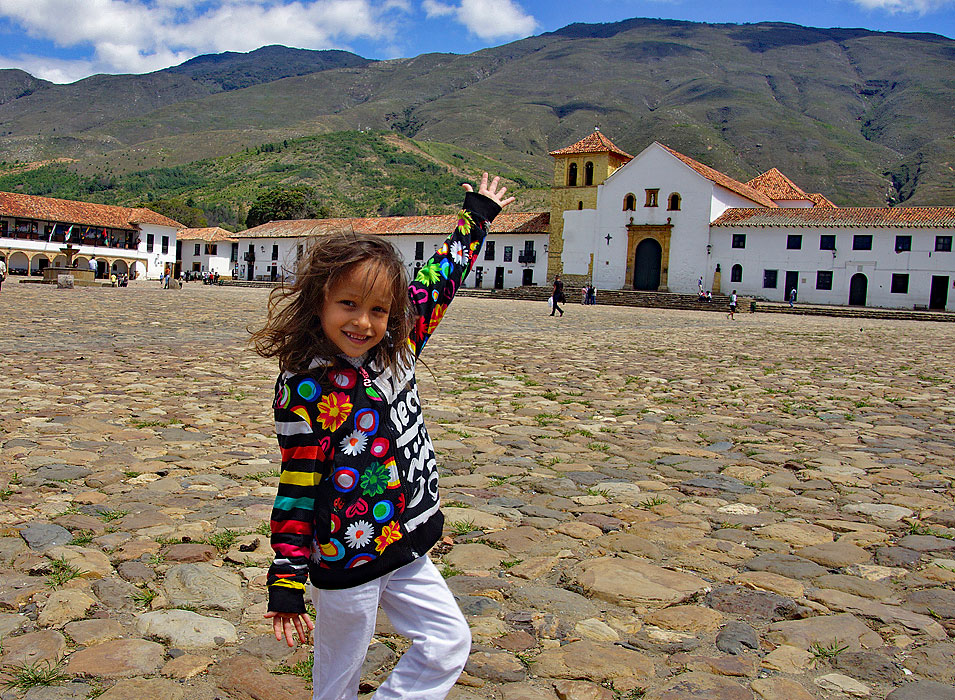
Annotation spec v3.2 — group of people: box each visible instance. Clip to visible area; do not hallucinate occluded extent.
[581,283,597,305]
[549,276,598,316]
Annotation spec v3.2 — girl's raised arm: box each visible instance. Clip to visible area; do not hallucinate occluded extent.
[407,173,515,356]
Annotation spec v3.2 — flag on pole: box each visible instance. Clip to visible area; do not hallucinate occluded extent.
[65,225,74,241]
[48,223,56,241]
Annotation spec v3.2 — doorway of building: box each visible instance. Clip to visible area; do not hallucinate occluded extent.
[522,268,534,286]
[494,267,505,289]
[849,273,867,306]
[785,271,799,303]
[247,245,255,281]
[633,238,662,290]
[930,275,949,310]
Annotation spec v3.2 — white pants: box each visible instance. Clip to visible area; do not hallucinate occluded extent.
[310,555,471,700]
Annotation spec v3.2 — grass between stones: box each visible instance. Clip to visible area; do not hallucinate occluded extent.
[1,661,68,691]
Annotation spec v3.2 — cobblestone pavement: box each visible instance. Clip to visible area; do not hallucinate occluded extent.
[1,281,954,700]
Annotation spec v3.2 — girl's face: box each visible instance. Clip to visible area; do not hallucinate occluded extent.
[320,260,393,358]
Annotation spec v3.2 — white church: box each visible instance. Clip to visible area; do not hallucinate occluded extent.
[551,130,955,311]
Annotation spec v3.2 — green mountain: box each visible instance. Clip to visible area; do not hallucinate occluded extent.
[0,18,953,215]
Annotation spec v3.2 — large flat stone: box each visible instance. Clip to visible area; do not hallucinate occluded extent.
[573,557,708,609]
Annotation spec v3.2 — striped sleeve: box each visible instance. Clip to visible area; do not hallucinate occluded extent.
[266,373,329,613]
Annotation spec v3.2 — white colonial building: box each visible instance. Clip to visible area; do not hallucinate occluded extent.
[233,211,550,289]
[178,227,238,278]
[552,131,955,310]
[0,191,181,280]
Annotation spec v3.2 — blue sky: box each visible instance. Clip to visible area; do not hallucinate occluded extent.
[0,0,952,83]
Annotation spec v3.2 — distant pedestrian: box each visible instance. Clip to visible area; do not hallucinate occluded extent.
[789,288,796,308]
[728,290,738,320]
[0,257,6,292]
[698,276,704,295]
[89,256,98,277]
[550,275,565,316]
[587,284,597,305]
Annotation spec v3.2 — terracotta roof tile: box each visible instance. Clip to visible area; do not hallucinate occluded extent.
[745,168,809,201]
[234,211,550,239]
[712,206,955,228]
[807,193,837,208]
[656,144,777,208]
[0,191,182,229]
[549,129,633,160]
[177,226,237,242]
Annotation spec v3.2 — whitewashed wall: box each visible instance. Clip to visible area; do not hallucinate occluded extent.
[711,225,955,310]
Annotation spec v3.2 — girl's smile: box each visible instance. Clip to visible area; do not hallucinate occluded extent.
[321,261,394,358]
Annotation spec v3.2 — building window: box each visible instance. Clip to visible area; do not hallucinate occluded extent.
[732,234,746,249]
[936,235,953,252]
[161,236,169,254]
[272,244,279,260]
[584,161,594,186]
[296,244,303,260]
[895,235,911,252]
[568,163,577,187]
[623,194,636,211]
[731,264,742,283]
[503,246,513,262]
[414,241,424,260]
[787,234,802,250]
[194,243,200,256]
[484,240,495,261]
[820,234,836,251]
[816,271,833,290]
[206,244,217,256]
[644,189,659,207]
[891,273,909,294]
[667,193,681,211]
[147,234,154,252]
[853,234,872,250]
[763,269,778,288]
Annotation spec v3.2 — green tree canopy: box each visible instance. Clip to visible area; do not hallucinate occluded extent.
[246,186,328,228]
[142,198,208,228]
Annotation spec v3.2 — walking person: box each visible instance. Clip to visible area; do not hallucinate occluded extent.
[0,256,6,293]
[550,275,565,316]
[789,287,796,308]
[251,172,514,700]
[728,289,738,320]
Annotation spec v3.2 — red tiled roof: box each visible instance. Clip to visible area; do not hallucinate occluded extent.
[745,168,809,201]
[656,144,777,208]
[712,207,955,228]
[807,193,837,209]
[549,129,633,161]
[177,226,237,243]
[235,211,550,239]
[0,191,182,229]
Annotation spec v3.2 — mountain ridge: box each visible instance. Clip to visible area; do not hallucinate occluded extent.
[0,17,952,211]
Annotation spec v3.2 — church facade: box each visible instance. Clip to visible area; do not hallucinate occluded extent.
[550,131,955,311]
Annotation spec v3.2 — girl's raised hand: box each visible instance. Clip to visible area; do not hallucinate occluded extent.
[463,172,516,209]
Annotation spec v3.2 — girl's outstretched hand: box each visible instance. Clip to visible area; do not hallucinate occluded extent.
[265,610,315,647]
[463,172,516,209]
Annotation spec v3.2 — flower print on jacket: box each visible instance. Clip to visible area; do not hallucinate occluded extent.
[316,392,352,432]
[449,240,465,265]
[415,260,442,285]
[344,520,374,549]
[374,520,402,553]
[359,461,390,497]
[340,430,367,456]
[425,304,448,335]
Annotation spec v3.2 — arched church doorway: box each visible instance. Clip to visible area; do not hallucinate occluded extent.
[849,273,867,306]
[633,238,662,290]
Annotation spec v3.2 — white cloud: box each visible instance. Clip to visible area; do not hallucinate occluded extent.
[0,0,412,81]
[423,0,536,40]
[422,0,454,17]
[849,0,955,13]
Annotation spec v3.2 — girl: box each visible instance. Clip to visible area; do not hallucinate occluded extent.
[252,173,514,700]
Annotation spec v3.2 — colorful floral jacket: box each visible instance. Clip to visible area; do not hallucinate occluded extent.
[267,192,501,612]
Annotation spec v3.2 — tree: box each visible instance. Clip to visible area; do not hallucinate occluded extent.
[245,186,327,228]
[142,198,208,228]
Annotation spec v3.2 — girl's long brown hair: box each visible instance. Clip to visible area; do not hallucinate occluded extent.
[251,231,413,374]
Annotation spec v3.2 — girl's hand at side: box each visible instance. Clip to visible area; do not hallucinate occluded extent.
[463,172,516,209]
[265,610,315,647]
